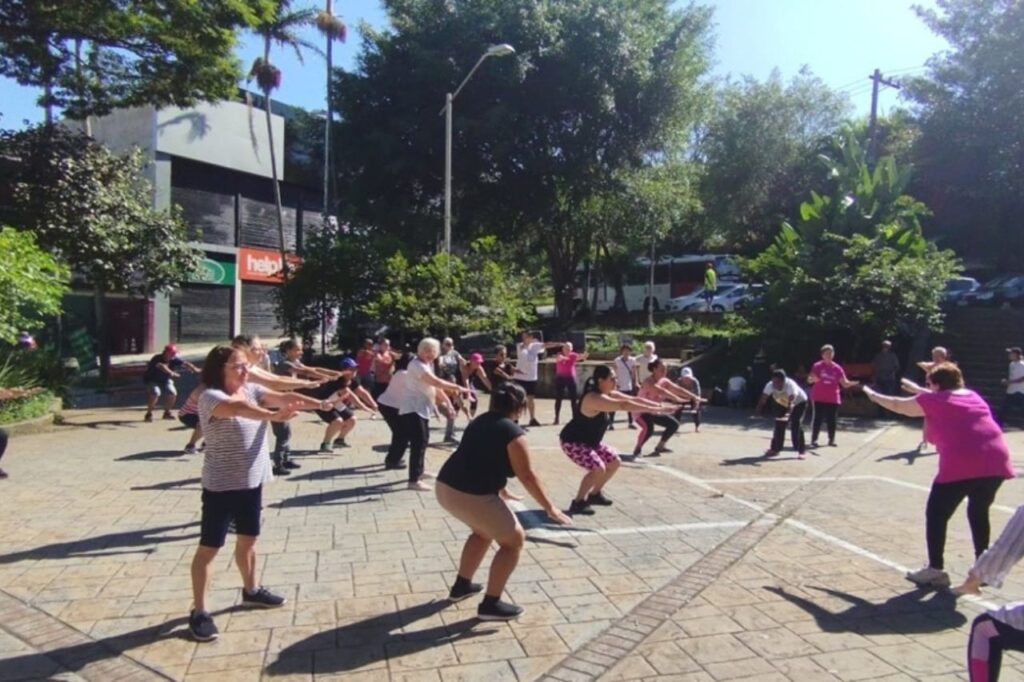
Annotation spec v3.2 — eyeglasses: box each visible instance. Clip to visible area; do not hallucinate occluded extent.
[229,362,251,373]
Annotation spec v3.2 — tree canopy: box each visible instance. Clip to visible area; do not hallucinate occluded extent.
[0,226,68,344]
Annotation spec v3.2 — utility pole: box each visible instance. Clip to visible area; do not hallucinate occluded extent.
[868,68,901,161]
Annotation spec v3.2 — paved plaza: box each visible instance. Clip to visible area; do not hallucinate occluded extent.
[2,403,1024,681]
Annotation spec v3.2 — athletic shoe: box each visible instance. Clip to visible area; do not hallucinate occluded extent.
[632,448,643,458]
[318,442,333,454]
[242,586,287,609]
[283,460,301,469]
[607,424,615,431]
[586,491,613,506]
[764,449,780,457]
[627,424,637,430]
[444,437,460,445]
[828,441,838,447]
[143,412,153,422]
[183,445,198,455]
[421,471,437,480]
[528,419,541,427]
[272,465,291,476]
[797,451,807,460]
[334,438,349,449]
[654,445,672,454]
[384,461,406,470]
[0,468,8,479]
[197,442,206,452]
[408,480,432,492]
[477,599,524,621]
[647,449,662,458]
[905,566,950,588]
[162,411,175,420]
[568,499,595,516]
[810,442,820,449]
[448,581,483,602]
[188,609,219,642]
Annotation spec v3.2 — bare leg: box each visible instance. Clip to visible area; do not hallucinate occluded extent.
[146,391,158,414]
[591,459,620,494]
[486,527,525,598]
[457,531,492,581]
[164,392,177,412]
[234,535,258,592]
[339,418,356,439]
[526,396,536,421]
[324,420,344,443]
[190,545,219,612]
[186,426,203,448]
[575,466,606,501]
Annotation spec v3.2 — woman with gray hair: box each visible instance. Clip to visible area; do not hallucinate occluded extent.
[400,338,471,491]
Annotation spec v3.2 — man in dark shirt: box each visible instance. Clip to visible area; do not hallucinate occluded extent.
[143,344,198,422]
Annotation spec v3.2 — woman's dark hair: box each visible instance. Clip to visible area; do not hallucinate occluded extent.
[620,344,632,352]
[494,344,507,356]
[201,345,236,391]
[231,334,255,349]
[395,351,415,372]
[928,362,964,391]
[582,365,614,395]
[648,358,664,374]
[280,338,300,353]
[490,382,527,418]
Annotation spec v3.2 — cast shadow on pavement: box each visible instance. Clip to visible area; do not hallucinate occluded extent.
[56,419,141,430]
[268,481,404,508]
[130,477,202,491]
[114,450,188,461]
[0,522,199,565]
[284,465,384,482]
[876,448,936,465]
[265,599,495,677]
[764,585,966,633]
[719,452,808,467]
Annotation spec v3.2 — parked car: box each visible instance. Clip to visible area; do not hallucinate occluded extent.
[664,283,742,312]
[941,276,979,305]
[958,274,1024,307]
[683,283,764,312]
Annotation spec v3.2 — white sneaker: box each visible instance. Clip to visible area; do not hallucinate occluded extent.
[408,481,432,492]
[905,566,950,588]
[420,471,437,480]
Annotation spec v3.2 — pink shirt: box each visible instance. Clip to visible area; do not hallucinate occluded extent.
[810,360,848,404]
[555,352,580,379]
[916,390,1014,484]
[631,381,663,418]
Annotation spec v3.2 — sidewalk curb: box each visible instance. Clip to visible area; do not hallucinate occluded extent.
[1,399,63,437]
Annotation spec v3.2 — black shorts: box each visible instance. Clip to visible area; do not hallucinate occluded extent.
[199,486,262,548]
[315,407,354,423]
[516,380,537,396]
[179,413,199,429]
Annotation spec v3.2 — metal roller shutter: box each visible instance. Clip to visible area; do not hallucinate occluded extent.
[171,285,233,342]
[241,282,282,339]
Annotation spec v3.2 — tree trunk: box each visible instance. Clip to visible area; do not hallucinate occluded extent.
[264,41,288,269]
[94,287,110,385]
[647,237,656,329]
[323,0,333,221]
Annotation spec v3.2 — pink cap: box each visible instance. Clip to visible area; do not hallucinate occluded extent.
[164,344,178,356]
[469,353,484,364]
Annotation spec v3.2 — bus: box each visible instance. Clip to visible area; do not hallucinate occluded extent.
[574,254,740,313]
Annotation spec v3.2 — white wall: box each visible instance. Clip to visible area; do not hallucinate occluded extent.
[154,100,284,180]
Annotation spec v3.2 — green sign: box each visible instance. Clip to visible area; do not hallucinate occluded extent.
[189,257,236,286]
[68,328,98,371]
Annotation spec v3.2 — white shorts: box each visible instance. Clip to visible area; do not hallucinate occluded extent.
[146,381,177,397]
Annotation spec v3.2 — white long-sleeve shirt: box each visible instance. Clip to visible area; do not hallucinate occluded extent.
[972,506,1024,629]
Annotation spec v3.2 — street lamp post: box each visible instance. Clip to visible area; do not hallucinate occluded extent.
[440,43,515,261]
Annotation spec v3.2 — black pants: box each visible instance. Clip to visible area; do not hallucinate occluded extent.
[811,402,838,444]
[998,392,1024,427]
[399,413,429,482]
[926,476,1004,570]
[675,401,701,429]
[969,613,1024,681]
[610,388,636,426]
[554,376,578,423]
[271,422,292,466]
[372,381,390,399]
[378,404,405,465]
[0,428,7,464]
[636,413,680,450]
[771,402,807,453]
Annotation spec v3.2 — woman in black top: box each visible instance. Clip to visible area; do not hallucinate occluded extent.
[435,383,572,621]
[560,365,675,516]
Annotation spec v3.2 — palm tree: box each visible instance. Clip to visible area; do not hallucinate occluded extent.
[247,1,320,267]
[316,2,346,222]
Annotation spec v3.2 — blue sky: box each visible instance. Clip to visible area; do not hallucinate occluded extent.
[0,0,946,129]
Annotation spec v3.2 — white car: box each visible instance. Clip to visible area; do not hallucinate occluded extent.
[664,283,742,312]
[683,283,761,312]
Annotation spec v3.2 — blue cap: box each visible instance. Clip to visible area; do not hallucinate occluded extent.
[339,357,357,370]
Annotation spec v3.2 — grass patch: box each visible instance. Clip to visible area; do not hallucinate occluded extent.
[0,390,56,425]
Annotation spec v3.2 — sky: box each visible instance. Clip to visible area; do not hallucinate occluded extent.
[0,0,948,130]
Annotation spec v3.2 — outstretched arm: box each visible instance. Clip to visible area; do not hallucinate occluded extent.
[863,386,925,417]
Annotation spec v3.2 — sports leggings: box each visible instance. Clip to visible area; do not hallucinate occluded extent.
[969,613,1024,681]
[926,476,1004,570]
[635,413,680,450]
[811,402,838,443]
[554,376,578,423]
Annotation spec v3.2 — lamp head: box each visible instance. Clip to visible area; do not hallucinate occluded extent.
[486,43,516,58]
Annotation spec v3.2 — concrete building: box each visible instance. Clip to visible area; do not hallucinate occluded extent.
[72,99,321,353]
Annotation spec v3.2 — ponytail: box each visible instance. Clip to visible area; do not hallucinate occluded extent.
[584,365,613,396]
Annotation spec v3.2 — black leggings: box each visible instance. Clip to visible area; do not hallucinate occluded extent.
[969,613,1024,681]
[926,476,1004,570]
[399,412,429,482]
[811,402,838,444]
[636,413,680,450]
[771,402,807,453]
[271,422,292,466]
[0,428,7,464]
[379,405,405,465]
[554,376,578,422]
[610,388,636,426]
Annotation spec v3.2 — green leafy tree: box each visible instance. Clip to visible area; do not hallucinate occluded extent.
[247,0,320,264]
[697,68,851,249]
[745,131,960,364]
[0,1,276,122]
[363,238,538,338]
[333,0,713,319]
[0,226,68,344]
[0,125,203,379]
[903,0,1024,269]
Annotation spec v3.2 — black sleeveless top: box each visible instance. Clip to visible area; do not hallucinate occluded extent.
[559,401,609,446]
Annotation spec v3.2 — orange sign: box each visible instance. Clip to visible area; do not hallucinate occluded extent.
[238,247,301,283]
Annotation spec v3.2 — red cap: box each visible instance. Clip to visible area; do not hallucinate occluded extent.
[164,344,178,356]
